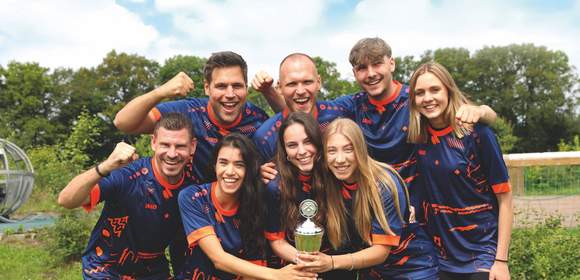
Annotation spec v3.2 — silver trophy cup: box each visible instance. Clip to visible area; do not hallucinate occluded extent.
[294,199,324,253]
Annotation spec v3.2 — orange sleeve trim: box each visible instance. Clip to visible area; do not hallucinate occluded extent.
[82,185,101,212]
[492,182,511,193]
[149,108,162,122]
[248,260,267,267]
[187,226,216,246]
[371,234,400,246]
[264,231,285,241]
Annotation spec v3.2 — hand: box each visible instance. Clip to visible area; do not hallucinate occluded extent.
[296,252,334,273]
[260,162,278,184]
[102,142,138,172]
[409,206,417,223]
[251,71,275,93]
[158,72,194,99]
[489,261,510,280]
[456,104,483,127]
[276,263,318,280]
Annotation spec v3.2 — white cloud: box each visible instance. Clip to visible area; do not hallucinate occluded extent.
[0,0,158,69]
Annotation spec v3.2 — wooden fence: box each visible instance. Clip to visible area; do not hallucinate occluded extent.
[504,151,580,195]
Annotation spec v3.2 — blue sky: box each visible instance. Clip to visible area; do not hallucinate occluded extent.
[1,0,579,80]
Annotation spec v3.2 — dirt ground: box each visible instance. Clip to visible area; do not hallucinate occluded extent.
[513,195,580,227]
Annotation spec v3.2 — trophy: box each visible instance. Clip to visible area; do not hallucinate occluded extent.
[294,199,324,252]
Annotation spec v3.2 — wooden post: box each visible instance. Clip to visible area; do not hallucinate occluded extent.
[508,167,525,196]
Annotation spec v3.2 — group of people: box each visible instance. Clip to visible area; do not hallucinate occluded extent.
[58,37,513,280]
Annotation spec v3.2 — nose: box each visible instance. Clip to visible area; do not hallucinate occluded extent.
[225,85,236,98]
[297,143,307,155]
[335,150,345,163]
[367,66,377,77]
[167,146,178,158]
[296,83,306,95]
[225,163,235,175]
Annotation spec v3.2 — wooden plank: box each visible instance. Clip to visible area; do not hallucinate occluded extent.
[504,151,580,167]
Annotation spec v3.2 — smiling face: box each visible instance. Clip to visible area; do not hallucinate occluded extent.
[151,127,196,184]
[325,132,357,183]
[215,145,246,196]
[283,123,317,174]
[205,66,248,126]
[413,72,450,129]
[278,56,321,114]
[353,55,395,100]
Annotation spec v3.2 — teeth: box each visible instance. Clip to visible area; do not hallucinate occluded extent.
[334,165,349,171]
[224,178,237,183]
[294,97,309,104]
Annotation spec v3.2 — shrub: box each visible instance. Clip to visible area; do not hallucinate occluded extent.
[43,209,98,262]
[510,216,580,279]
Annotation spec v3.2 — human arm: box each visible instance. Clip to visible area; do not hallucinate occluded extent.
[270,239,299,263]
[114,72,194,134]
[57,142,137,209]
[456,104,497,127]
[489,191,513,280]
[251,70,285,113]
[198,235,317,280]
[297,244,390,272]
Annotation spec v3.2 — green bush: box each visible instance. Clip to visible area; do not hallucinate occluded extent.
[43,209,98,262]
[510,216,580,279]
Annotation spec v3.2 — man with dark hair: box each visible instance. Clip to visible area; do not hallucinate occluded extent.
[115,51,283,184]
[58,112,197,279]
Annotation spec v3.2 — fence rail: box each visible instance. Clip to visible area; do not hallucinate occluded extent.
[504,151,580,195]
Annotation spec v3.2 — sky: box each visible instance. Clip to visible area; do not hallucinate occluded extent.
[1,0,579,81]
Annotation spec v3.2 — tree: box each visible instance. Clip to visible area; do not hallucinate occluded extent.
[469,44,579,152]
[313,56,359,100]
[158,55,207,98]
[0,62,64,148]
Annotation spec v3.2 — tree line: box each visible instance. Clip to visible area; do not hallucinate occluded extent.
[1,44,579,163]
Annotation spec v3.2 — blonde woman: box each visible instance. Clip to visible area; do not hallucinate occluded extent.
[408,62,513,280]
[298,118,439,279]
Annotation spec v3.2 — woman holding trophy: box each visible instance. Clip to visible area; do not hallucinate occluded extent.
[264,112,357,278]
[297,118,439,279]
[177,133,317,280]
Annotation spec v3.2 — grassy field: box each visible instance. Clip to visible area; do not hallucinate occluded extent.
[0,239,81,280]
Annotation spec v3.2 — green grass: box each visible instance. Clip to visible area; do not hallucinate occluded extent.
[0,241,81,280]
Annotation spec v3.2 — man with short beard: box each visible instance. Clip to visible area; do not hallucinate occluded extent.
[58,113,196,279]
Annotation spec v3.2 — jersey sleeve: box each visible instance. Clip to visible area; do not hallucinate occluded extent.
[252,117,280,163]
[178,186,216,247]
[371,170,406,247]
[264,178,285,241]
[476,125,511,193]
[152,98,201,121]
[329,94,356,118]
[83,167,130,211]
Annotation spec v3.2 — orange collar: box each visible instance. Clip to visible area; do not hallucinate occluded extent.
[211,182,239,217]
[342,181,358,191]
[207,103,243,136]
[151,158,184,190]
[427,125,453,144]
[367,81,402,114]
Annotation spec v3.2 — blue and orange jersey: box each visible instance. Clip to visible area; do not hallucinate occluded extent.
[416,123,511,273]
[81,157,192,280]
[339,169,438,280]
[341,82,417,185]
[252,99,351,162]
[177,183,266,280]
[151,98,268,183]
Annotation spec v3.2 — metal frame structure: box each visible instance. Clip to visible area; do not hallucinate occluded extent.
[0,139,35,222]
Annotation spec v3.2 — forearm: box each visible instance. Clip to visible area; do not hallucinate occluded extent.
[478,105,497,125]
[114,88,165,134]
[270,239,298,263]
[261,87,285,113]
[495,191,513,260]
[58,165,103,209]
[213,252,276,280]
[332,244,390,270]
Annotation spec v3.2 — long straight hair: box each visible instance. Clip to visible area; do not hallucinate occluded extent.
[211,133,267,258]
[407,62,472,144]
[323,118,409,245]
[275,112,346,249]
